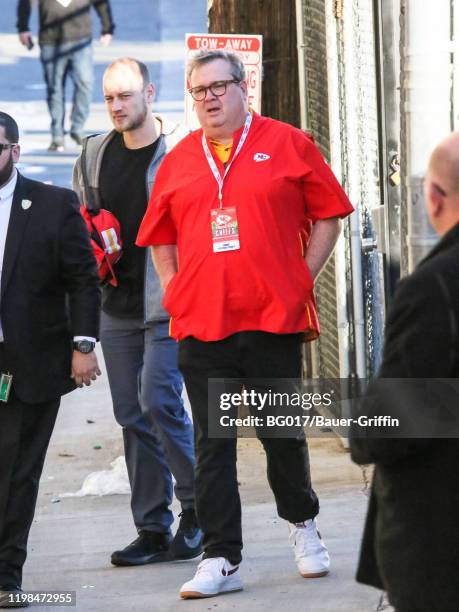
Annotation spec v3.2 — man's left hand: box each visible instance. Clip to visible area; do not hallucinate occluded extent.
[305,217,342,279]
[71,351,101,387]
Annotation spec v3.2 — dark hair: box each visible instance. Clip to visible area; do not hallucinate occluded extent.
[0,112,19,143]
[106,57,151,90]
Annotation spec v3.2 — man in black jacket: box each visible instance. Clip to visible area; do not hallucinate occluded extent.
[16,0,115,151]
[0,112,101,608]
[351,133,459,612]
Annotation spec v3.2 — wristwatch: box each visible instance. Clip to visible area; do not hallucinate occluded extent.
[73,340,96,354]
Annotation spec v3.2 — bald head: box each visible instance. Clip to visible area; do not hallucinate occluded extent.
[424,132,459,235]
[428,132,459,194]
[104,58,151,91]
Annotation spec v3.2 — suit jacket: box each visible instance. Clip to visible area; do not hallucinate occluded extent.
[350,222,459,611]
[1,172,100,404]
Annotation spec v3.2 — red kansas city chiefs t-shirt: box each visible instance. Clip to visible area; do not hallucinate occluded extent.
[137,112,354,342]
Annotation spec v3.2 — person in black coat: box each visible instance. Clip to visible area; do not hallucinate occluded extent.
[0,112,101,608]
[351,132,459,612]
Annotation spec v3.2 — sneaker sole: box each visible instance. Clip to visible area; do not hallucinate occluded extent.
[110,551,170,566]
[169,547,203,561]
[180,587,243,599]
[300,569,329,578]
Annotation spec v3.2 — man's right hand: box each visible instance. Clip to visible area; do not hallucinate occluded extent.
[162,273,176,291]
[18,31,33,48]
[151,245,178,290]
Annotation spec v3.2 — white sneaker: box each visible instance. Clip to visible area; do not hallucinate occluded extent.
[179,557,243,599]
[288,518,330,578]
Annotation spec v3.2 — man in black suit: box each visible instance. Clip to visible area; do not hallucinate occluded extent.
[0,112,101,608]
[351,133,459,612]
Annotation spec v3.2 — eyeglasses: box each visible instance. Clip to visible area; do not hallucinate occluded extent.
[188,79,240,101]
[0,143,17,154]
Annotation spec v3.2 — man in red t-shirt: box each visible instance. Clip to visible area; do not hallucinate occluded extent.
[137,49,353,600]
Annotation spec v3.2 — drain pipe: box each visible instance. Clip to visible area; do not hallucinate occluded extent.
[295,0,309,131]
[349,212,367,379]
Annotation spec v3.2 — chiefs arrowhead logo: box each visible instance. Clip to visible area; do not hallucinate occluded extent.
[215,214,232,226]
[253,152,271,162]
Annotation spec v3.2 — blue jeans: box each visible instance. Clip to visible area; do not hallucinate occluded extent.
[100,313,196,534]
[40,37,93,142]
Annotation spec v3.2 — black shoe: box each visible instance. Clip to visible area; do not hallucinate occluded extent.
[70,132,83,146]
[0,585,29,608]
[169,509,203,560]
[110,531,172,566]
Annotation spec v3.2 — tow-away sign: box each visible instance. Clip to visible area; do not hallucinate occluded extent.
[185,33,263,129]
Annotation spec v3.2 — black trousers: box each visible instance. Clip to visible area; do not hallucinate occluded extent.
[178,331,319,565]
[0,351,60,586]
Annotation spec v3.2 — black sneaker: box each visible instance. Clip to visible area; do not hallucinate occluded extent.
[0,585,29,608]
[169,509,203,560]
[110,531,171,566]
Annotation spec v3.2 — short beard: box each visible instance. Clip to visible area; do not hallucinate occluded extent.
[116,100,149,133]
[0,152,14,187]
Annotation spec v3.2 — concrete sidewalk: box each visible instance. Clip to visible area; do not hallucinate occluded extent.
[24,347,389,612]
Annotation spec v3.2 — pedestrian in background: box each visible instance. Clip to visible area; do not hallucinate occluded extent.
[137,49,354,600]
[16,0,115,152]
[0,111,101,608]
[73,58,202,568]
[351,133,459,612]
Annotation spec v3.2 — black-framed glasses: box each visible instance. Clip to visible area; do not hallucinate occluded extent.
[0,143,18,154]
[188,79,240,101]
